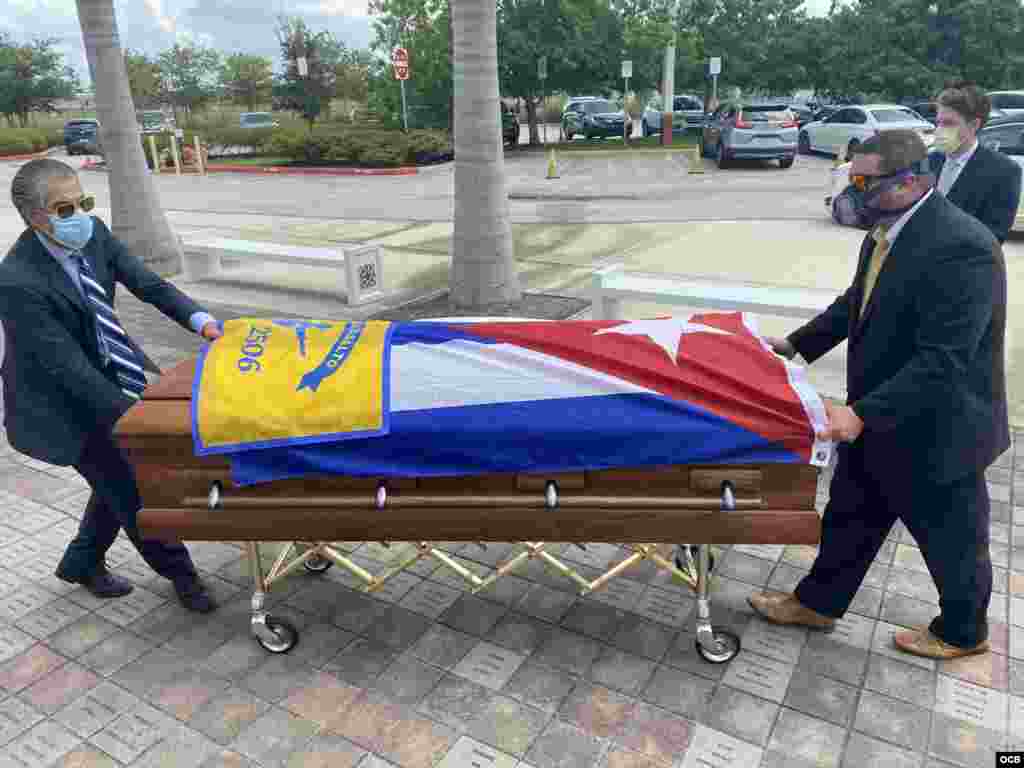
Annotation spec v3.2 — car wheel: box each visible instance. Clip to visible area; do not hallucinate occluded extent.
[845,139,859,162]
[717,142,729,169]
[779,157,795,169]
[798,132,811,155]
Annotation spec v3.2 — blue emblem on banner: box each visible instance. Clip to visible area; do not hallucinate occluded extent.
[296,321,366,392]
[273,319,333,357]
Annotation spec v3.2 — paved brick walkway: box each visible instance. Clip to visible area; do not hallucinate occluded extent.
[0,292,1020,768]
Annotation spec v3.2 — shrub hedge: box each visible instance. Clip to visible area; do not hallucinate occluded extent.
[268,127,451,167]
[0,128,60,156]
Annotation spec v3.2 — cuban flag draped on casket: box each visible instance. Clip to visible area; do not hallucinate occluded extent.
[222,314,832,486]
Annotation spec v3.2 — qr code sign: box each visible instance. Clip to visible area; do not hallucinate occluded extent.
[358,263,378,290]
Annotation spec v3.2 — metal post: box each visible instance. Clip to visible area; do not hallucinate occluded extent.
[624,76,630,143]
[147,135,160,174]
[400,78,409,132]
[662,43,676,146]
[712,74,718,106]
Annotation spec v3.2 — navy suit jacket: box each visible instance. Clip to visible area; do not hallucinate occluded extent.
[788,193,1008,484]
[0,218,205,466]
[929,144,1022,243]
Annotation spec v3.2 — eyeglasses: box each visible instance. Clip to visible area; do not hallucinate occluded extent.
[49,195,95,220]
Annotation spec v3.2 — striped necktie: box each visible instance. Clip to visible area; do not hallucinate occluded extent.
[74,253,147,399]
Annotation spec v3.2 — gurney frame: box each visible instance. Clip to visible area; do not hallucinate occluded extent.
[209,478,743,664]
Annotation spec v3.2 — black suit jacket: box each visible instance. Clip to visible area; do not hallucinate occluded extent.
[788,192,1008,484]
[929,145,1022,243]
[0,218,205,466]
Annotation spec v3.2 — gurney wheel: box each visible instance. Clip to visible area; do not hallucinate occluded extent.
[304,554,333,573]
[256,617,298,654]
[695,629,740,664]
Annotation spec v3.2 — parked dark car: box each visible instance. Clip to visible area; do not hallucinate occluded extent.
[64,119,100,156]
[501,103,520,148]
[562,98,631,140]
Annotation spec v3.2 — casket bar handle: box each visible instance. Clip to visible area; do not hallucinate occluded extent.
[545,481,586,551]
[185,493,762,510]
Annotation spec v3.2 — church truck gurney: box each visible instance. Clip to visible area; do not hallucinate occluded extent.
[115,315,831,662]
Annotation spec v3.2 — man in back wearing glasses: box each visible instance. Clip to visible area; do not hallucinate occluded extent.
[0,159,219,613]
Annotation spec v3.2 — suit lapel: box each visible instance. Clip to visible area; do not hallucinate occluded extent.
[26,234,87,314]
[945,146,983,202]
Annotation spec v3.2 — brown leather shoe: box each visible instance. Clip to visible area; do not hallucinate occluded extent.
[893,626,990,660]
[748,591,836,630]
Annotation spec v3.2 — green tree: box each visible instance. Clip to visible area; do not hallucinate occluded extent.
[273,17,338,128]
[335,48,373,106]
[497,0,625,143]
[124,49,161,108]
[0,35,78,127]
[368,0,453,130]
[220,53,274,111]
[158,43,221,120]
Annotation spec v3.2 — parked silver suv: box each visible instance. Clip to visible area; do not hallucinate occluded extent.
[702,102,798,169]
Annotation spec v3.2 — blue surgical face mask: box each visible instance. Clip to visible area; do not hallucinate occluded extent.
[47,212,94,251]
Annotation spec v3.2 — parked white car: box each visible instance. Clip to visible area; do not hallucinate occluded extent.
[798,104,935,160]
[988,91,1024,118]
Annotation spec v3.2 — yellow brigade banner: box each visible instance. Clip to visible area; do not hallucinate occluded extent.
[191,318,393,455]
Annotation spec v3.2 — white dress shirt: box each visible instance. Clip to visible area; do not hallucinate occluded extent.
[937,139,979,196]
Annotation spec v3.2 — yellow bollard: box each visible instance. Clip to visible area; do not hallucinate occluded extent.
[193,135,206,175]
[546,146,559,179]
[688,147,704,174]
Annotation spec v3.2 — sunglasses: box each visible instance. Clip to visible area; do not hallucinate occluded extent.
[49,195,95,220]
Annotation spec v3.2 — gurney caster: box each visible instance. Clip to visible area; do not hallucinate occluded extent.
[253,613,298,654]
[303,552,333,573]
[695,628,741,663]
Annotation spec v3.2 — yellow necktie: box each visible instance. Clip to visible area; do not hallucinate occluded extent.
[860,225,889,316]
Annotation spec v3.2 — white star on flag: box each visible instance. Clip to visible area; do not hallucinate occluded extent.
[593,317,732,362]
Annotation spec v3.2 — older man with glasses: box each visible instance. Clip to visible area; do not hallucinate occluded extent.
[0,158,220,613]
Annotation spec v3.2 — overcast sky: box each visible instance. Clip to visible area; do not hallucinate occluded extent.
[0,0,834,86]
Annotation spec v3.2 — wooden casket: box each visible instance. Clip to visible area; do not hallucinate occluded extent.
[116,358,822,546]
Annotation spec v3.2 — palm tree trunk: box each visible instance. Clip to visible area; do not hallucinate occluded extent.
[76,0,183,276]
[450,0,520,308]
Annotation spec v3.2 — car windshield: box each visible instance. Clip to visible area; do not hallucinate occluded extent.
[674,97,701,111]
[66,121,96,130]
[871,108,920,123]
[741,106,791,121]
[583,101,614,114]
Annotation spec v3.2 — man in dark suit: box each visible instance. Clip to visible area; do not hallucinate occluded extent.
[0,159,220,612]
[929,79,1021,243]
[751,130,1007,660]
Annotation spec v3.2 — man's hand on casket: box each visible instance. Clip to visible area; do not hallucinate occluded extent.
[200,322,222,341]
[818,400,863,443]
[764,336,797,360]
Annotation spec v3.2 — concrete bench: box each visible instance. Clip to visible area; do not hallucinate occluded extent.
[181,237,385,306]
[591,263,838,321]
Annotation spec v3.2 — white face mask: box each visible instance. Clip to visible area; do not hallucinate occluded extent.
[934,125,963,154]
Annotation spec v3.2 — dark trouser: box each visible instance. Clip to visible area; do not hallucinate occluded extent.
[56,428,196,585]
[795,443,992,648]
